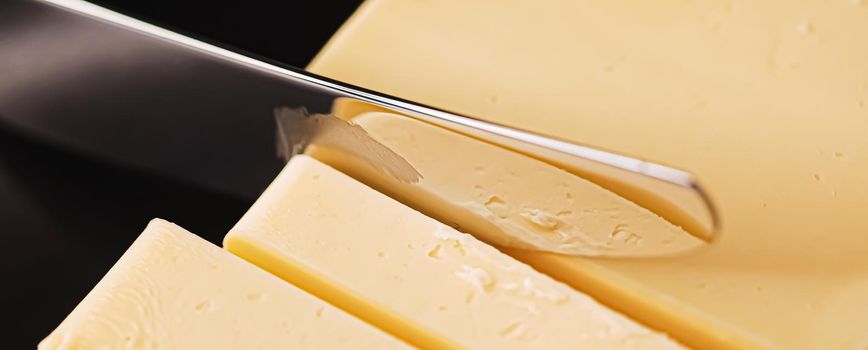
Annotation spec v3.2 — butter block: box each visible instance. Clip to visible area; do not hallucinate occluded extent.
[308,1,868,349]
[39,219,409,350]
[224,155,683,349]
[309,112,703,257]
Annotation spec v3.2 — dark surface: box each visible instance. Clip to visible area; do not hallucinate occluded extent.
[0,120,251,345]
[2,0,354,200]
[90,0,360,68]
[2,0,361,347]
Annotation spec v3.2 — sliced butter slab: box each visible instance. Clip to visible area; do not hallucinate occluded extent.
[39,219,409,350]
[307,1,868,349]
[309,111,703,257]
[224,155,683,350]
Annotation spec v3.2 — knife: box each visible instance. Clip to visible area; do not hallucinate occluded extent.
[0,0,720,251]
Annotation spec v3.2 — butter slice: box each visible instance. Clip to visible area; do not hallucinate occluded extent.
[309,112,702,257]
[308,1,868,349]
[224,155,682,349]
[39,219,409,350]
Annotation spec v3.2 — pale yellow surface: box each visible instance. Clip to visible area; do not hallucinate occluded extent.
[310,112,703,257]
[225,155,684,350]
[39,219,409,350]
[308,1,868,349]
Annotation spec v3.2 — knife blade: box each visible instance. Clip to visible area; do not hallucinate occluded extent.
[0,0,720,252]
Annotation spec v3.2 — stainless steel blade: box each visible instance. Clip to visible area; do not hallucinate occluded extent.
[0,0,720,247]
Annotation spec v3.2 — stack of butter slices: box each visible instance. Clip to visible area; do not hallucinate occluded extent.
[306,1,868,349]
[40,153,686,349]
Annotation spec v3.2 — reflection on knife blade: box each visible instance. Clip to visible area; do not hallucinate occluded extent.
[274,106,422,184]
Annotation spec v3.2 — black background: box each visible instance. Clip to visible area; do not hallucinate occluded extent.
[1,1,362,347]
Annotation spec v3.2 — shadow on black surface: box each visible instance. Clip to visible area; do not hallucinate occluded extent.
[0,123,252,347]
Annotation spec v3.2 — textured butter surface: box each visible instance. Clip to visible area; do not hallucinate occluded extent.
[39,219,409,350]
[309,112,703,257]
[308,1,868,349]
[225,155,683,350]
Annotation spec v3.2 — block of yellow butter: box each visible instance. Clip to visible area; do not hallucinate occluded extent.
[309,111,703,257]
[307,1,868,349]
[224,155,684,349]
[39,219,409,350]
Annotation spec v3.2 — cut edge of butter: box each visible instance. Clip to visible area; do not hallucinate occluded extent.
[40,218,410,350]
[223,235,457,349]
[225,155,685,349]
